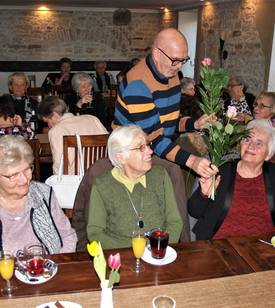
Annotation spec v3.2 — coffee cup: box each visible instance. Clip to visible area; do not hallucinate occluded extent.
[148,228,169,259]
[16,243,46,276]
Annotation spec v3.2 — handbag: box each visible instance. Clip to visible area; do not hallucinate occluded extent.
[45,135,84,209]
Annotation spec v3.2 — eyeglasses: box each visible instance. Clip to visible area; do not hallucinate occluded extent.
[228,83,241,88]
[129,143,151,152]
[253,102,272,110]
[0,165,34,182]
[157,48,190,66]
[241,137,264,150]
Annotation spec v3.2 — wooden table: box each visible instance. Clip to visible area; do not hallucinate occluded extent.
[0,239,252,300]
[227,234,275,271]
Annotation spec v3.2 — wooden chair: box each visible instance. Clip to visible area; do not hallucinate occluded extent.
[63,134,109,218]
[63,134,109,175]
[27,139,40,181]
[26,87,44,102]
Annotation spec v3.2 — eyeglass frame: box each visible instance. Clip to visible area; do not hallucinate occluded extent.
[157,48,190,66]
[128,143,151,153]
[228,83,242,88]
[0,165,34,182]
[253,101,273,110]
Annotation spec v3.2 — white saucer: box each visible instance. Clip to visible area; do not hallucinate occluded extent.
[15,259,58,285]
[36,301,82,308]
[141,245,177,266]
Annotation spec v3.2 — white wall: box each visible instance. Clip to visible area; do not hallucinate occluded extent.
[268,24,275,91]
[178,10,198,79]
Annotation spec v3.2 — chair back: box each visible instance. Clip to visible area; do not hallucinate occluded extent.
[27,139,40,181]
[63,134,109,175]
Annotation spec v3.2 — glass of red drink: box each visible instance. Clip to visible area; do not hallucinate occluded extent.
[16,243,46,277]
[149,228,169,259]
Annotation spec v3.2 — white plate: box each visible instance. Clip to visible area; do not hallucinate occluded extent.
[15,259,58,285]
[141,245,177,266]
[36,301,82,308]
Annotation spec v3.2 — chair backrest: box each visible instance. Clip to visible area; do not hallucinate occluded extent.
[72,156,190,251]
[27,139,40,181]
[63,134,109,175]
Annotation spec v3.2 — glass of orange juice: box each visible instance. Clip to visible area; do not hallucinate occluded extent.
[131,230,146,273]
[0,251,15,296]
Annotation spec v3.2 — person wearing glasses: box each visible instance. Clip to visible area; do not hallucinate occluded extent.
[223,76,254,122]
[188,119,275,240]
[87,125,183,249]
[253,91,275,126]
[114,28,218,179]
[0,135,77,255]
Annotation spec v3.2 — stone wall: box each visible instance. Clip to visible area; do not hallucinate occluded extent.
[0,9,161,62]
[197,0,267,95]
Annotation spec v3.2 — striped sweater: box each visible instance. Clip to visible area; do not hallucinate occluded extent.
[114,55,193,163]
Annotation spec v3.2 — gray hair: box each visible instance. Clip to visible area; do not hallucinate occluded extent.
[0,135,33,173]
[37,96,67,119]
[8,72,30,89]
[71,72,93,92]
[94,60,107,70]
[256,91,275,115]
[230,76,248,92]
[246,119,275,157]
[181,77,195,90]
[108,125,146,168]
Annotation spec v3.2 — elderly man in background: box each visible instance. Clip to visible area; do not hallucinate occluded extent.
[92,60,116,93]
[38,96,108,175]
[114,28,217,178]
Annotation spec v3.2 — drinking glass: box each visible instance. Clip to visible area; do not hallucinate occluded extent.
[0,251,15,296]
[149,228,169,259]
[152,295,176,308]
[131,230,146,273]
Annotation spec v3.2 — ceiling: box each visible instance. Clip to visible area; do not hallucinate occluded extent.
[0,0,235,10]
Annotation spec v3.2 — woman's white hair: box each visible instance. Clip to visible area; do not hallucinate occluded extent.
[247,119,275,157]
[108,125,146,168]
[0,135,33,173]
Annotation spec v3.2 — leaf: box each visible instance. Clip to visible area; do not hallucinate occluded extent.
[225,123,234,135]
[108,269,120,288]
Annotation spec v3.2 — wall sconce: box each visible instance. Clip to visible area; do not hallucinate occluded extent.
[219,31,228,67]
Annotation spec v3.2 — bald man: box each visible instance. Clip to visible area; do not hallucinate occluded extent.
[114,28,217,178]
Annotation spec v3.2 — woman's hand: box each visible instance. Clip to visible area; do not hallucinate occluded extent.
[199,174,221,198]
[12,114,22,126]
[194,113,217,130]
[76,95,93,108]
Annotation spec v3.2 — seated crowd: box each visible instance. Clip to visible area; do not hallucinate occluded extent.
[0,64,275,256]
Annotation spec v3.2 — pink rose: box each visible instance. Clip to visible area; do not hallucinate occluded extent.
[108,253,121,270]
[226,106,238,119]
[202,58,212,66]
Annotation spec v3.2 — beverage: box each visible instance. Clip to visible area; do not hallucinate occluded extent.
[27,258,45,276]
[149,229,169,259]
[0,258,14,280]
[132,237,146,259]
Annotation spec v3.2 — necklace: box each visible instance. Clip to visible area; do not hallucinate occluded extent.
[125,188,144,229]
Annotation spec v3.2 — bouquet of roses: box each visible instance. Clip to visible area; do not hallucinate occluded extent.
[199,58,249,199]
[87,241,121,288]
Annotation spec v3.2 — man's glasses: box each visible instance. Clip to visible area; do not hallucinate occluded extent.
[253,102,272,110]
[157,48,190,66]
[129,143,151,153]
[0,165,34,182]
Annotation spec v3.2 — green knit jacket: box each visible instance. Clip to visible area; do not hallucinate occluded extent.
[87,166,183,249]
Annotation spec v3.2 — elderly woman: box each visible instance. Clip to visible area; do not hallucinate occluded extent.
[188,119,275,240]
[87,125,183,249]
[0,95,35,139]
[7,72,38,124]
[253,91,275,126]
[224,76,254,122]
[0,135,77,255]
[64,72,106,126]
[180,77,202,119]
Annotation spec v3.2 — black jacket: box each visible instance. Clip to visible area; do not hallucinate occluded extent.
[188,161,275,240]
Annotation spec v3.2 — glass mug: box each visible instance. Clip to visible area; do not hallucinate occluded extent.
[152,295,176,308]
[148,228,169,259]
[16,243,46,277]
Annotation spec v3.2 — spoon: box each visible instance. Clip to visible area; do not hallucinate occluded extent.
[258,239,275,247]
